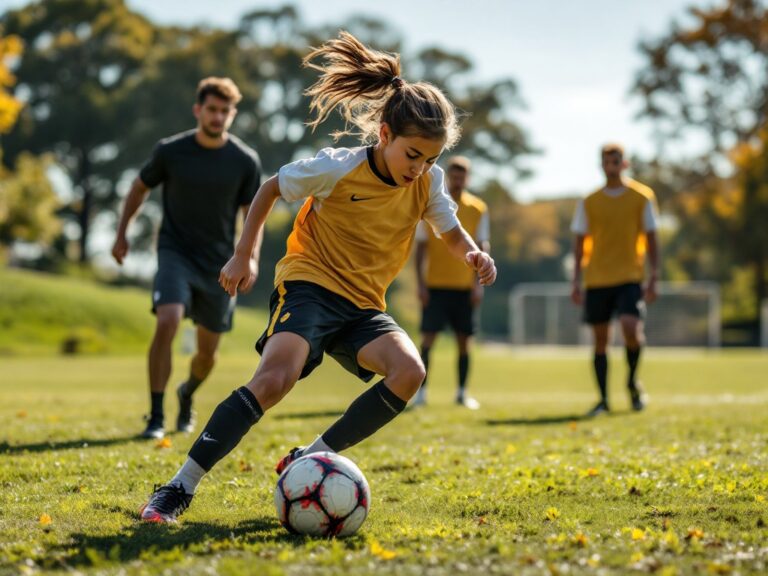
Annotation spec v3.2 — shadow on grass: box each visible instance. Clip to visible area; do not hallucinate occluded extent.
[485,414,589,426]
[56,514,299,568]
[0,435,147,455]
[485,411,635,426]
[272,410,344,420]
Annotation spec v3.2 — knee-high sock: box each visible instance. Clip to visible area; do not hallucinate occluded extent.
[187,387,263,472]
[419,346,431,389]
[458,353,469,390]
[150,391,164,419]
[626,346,641,389]
[179,374,204,398]
[593,353,608,403]
[322,380,407,452]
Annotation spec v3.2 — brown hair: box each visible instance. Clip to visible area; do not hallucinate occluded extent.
[302,31,461,148]
[601,143,625,159]
[447,155,471,172]
[196,77,242,105]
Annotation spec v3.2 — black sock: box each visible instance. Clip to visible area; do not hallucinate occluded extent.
[150,392,164,420]
[322,380,407,452]
[188,387,263,472]
[626,346,641,389]
[180,374,204,398]
[420,346,431,389]
[458,353,469,390]
[593,353,608,404]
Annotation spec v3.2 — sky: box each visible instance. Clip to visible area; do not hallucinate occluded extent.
[2,0,708,200]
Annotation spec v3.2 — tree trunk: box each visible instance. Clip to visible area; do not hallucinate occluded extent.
[77,151,91,264]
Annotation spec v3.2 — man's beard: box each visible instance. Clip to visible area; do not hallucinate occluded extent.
[201,125,225,139]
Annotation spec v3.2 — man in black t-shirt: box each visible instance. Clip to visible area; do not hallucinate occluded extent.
[112,77,262,439]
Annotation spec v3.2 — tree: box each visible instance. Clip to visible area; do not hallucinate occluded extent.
[632,0,768,325]
[0,152,60,248]
[1,0,155,262]
[1,31,60,255]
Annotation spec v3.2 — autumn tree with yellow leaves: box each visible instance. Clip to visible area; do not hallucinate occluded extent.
[633,0,768,330]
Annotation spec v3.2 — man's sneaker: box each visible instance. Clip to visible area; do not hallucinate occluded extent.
[176,384,195,433]
[275,446,306,475]
[141,415,165,439]
[586,401,609,418]
[629,383,648,412]
[139,483,193,523]
[456,395,480,410]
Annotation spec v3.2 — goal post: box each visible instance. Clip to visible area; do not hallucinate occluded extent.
[509,282,721,347]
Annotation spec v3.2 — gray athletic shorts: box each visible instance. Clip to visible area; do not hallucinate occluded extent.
[152,249,236,333]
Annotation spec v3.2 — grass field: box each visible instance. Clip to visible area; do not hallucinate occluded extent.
[1,347,767,575]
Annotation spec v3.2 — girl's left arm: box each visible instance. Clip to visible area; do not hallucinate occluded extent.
[440,225,497,287]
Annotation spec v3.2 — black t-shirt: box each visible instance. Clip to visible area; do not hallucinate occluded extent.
[140,129,261,271]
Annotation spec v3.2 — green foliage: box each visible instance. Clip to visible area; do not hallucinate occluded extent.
[0,266,267,355]
[1,0,156,261]
[632,0,768,322]
[0,152,60,246]
[1,350,767,574]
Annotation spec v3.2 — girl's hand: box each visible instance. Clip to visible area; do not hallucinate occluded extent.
[219,254,252,297]
[466,251,497,286]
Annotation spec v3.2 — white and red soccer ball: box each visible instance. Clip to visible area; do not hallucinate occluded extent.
[274,451,370,537]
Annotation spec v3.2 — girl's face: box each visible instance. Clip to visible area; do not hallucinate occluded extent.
[378,124,445,186]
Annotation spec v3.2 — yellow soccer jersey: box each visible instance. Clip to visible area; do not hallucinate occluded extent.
[416,191,489,289]
[276,147,459,310]
[571,178,658,288]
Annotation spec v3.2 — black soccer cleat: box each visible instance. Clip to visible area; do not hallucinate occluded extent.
[141,414,165,439]
[629,383,647,412]
[139,483,193,523]
[275,446,306,475]
[176,384,195,433]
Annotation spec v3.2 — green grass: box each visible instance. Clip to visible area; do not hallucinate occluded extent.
[0,267,267,355]
[1,348,767,575]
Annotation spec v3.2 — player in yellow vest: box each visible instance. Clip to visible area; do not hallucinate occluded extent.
[413,156,490,409]
[571,144,659,417]
[139,32,497,522]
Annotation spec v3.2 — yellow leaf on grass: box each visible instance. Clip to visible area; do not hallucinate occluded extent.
[686,527,704,540]
[155,438,172,449]
[572,532,589,547]
[545,507,561,521]
[370,540,397,560]
[39,514,52,526]
[631,528,646,540]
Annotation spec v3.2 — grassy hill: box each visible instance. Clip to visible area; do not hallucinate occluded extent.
[0,267,268,356]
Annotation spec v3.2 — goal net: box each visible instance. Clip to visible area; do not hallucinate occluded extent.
[509,282,721,347]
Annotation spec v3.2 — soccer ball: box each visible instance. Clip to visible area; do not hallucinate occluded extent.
[274,451,370,537]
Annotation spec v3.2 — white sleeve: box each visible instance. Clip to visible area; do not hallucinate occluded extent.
[643,198,659,232]
[277,147,360,203]
[570,199,588,234]
[415,221,429,242]
[475,211,490,244]
[422,166,459,235]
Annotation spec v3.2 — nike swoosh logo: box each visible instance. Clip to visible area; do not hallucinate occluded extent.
[350,194,373,202]
[200,432,218,443]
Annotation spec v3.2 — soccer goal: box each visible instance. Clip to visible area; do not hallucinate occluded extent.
[509,282,721,347]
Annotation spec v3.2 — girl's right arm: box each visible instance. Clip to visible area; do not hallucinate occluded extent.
[219,175,281,296]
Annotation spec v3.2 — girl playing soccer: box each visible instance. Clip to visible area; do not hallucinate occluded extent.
[140,31,496,522]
